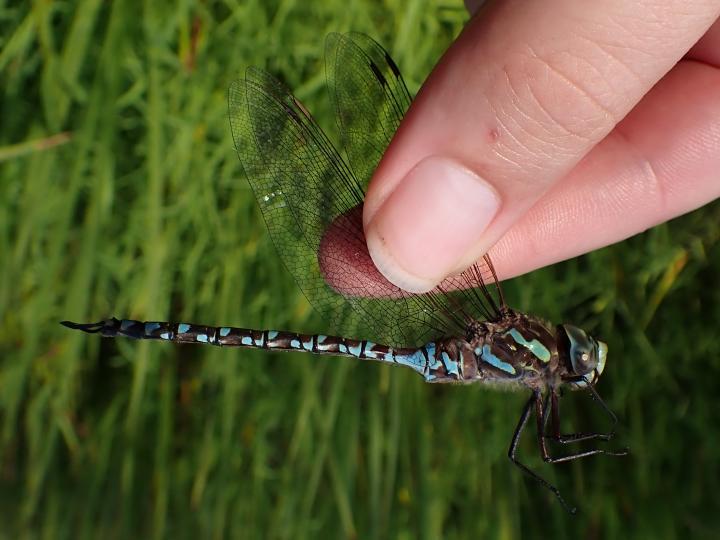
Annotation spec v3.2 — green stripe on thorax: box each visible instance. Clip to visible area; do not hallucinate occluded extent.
[505,328,551,363]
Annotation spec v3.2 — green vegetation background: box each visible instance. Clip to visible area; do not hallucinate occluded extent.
[1,1,719,538]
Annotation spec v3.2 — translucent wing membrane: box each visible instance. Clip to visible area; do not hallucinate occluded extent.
[325,32,412,189]
[228,33,505,347]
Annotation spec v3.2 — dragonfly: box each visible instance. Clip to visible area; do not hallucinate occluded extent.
[62,33,626,513]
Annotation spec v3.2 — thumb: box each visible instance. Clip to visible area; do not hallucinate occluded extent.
[363,0,712,293]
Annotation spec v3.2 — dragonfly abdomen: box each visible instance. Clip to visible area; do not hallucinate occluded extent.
[61,318,468,381]
[63,318,379,353]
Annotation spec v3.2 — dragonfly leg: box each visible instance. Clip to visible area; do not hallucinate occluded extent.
[508,390,576,514]
[540,388,629,457]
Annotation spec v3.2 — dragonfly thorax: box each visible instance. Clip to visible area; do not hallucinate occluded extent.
[464,319,486,342]
[462,313,558,389]
[458,314,608,393]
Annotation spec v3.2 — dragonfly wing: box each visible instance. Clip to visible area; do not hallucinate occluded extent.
[229,64,415,345]
[325,32,412,185]
[229,34,505,347]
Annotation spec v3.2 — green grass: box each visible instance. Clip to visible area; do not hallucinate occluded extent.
[1,1,719,538]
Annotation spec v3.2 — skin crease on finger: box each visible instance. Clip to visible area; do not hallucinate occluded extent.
[355,1,720,291]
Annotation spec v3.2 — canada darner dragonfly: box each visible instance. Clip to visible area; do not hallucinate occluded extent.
[62,33,626,513]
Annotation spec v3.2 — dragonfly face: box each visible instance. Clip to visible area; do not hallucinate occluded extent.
[559,324,608,388]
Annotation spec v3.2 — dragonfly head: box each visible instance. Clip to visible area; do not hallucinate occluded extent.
[558,324,607,389]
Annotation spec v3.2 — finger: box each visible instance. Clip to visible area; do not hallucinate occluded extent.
[320,22,720,296]
[488,59,720,280]
[363,0,720,293]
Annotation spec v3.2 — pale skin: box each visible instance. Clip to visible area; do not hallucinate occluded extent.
[362,0,720,293]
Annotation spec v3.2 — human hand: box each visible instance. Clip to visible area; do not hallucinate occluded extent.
[363,0,720,293]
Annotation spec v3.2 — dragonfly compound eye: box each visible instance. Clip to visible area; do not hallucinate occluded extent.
[562,324,601,376]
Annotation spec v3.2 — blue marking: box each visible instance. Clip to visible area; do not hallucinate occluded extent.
[338,343,348,354]
[178,323,190,334]
[302,339,313,351]
[160,332,171,340]
[395,349,428,375]
[219,327,231,337]
[425,343,441,370]
[120,320,134,331]
[348,343,363,357]
[144,322,161,334]
[241,336,253,346]
[267,330,279,340]
[196,334,208,343]
[481,344,517,375]
[506,328,551,363]
[440,351,460,377]
[290,339,301,349]
[315,335,333,352]
[255,334,265,347]
[365,341,386,360]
